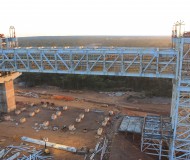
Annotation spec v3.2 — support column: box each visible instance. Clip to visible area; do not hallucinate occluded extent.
[0,80,16,112]
[0,72,21,113]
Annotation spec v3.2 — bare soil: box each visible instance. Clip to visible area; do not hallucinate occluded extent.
[0,86,171,160]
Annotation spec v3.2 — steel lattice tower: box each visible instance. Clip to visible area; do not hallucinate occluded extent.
[170,26,190,159]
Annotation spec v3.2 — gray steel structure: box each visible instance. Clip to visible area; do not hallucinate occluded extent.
[170,37,190,160]
[0,47,177,78]
[0,23,190,159]
[141,115,172,160]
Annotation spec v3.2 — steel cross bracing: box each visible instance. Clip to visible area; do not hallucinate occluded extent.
[0,47,177,78]
[170,38,190,160]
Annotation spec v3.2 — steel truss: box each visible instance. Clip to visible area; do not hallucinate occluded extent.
[0,47,176,78]
[141,115,173,160]
[170,38,190,160]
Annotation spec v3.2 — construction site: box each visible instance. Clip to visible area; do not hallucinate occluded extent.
[0,21,190,160]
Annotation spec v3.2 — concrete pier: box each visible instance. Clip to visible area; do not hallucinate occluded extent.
[0,72,21,112]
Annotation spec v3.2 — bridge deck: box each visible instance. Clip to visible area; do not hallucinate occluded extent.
[0,47,177,78]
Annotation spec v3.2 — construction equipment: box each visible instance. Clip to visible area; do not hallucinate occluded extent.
[0,26,18,49]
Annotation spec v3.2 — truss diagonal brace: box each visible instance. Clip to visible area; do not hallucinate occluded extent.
[125,54,139,71]
[142,55,156,73]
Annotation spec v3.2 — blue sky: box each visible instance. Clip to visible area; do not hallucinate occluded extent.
[1,0,189,37]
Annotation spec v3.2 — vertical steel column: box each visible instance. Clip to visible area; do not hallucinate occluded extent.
[170,38,182,160]
[170,38,181,129]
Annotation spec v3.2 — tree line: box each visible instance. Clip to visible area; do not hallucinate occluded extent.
[20,73,172,97]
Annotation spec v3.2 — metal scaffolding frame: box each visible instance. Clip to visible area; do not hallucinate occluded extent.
[141,115,173,160]
[170,37,190,160]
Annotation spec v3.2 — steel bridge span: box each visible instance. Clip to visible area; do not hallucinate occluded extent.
[0,26,190,160]
[0,47,177,78]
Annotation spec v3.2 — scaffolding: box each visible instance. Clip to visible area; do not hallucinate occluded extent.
[141,115,173,160]
[170,21,190,159]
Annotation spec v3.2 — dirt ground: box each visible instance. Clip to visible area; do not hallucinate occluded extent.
[0,85,171,160]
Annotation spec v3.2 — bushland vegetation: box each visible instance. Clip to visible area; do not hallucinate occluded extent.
[19,36,171,48]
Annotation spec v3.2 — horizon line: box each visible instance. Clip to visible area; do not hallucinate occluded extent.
[18,35,171,38]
